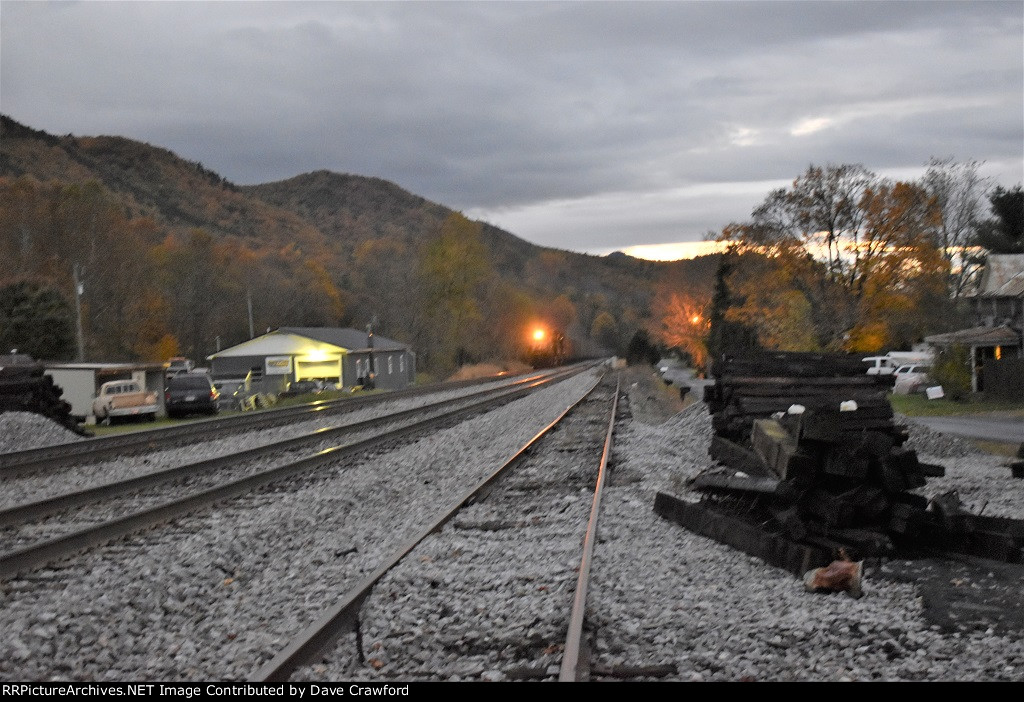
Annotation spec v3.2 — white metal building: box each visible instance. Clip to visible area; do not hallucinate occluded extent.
[207,327,415,391]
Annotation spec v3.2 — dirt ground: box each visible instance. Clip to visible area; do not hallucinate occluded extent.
[619,364,687,425]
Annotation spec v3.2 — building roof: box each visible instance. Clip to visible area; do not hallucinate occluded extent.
[975,254,1024,298]
[208,327,410,360]
[924,325,1021,348]
[45,362,167,371]
[277,327,410,352]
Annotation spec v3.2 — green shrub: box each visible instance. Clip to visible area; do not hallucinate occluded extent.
[931,344,971,401]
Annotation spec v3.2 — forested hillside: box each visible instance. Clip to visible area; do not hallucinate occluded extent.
[0,115,716,372]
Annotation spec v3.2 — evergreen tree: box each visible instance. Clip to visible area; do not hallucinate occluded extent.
[0,280,76,360]
[975,185,1024,254]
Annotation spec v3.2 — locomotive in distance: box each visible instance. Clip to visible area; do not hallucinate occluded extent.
[524,325,569,368]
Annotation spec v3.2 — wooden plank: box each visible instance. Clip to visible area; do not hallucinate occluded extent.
[718,376,882,387]
[690,471,783,496]
[654,492,833,576]
[709,435,773,477]
[750,418,796,478]
[803,489,857,527]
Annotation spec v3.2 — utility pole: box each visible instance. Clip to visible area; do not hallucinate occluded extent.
[366,316,377,389]
[247,288,255,339]
[73,263,85,361]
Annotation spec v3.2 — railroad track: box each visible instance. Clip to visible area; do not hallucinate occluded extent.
[253,372,621,682]
[0,365,590,579]
[0,368,567,475]
[0,364,607,681]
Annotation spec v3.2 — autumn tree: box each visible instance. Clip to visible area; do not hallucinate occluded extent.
[590,311,619,352]
[418,213,492,371]
[151,229,230,359]
[723,252,821,352]
[922,157,991,296]
[751,164,872,287]
[722,165,950,352]
[0,178,167,360]
[350,237,417,339]
[845,180,948,349]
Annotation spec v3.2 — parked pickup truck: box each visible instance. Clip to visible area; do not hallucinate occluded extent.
[92,380,159,423]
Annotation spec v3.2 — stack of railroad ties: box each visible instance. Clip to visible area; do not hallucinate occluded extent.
[654,351,1024,596]
[0,353,89,436]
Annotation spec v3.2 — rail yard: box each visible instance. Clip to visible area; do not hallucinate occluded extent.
[0,362,1022,682]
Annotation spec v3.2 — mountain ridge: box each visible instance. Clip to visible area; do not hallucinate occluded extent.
[0,114,716,366]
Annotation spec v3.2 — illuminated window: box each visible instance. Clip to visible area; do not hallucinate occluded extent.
[995,346,1002,361]
[399,355,405,373]
[388,356,394,374]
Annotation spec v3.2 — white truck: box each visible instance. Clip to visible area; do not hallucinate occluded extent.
[863,351,933,376]
[92,380,159,424]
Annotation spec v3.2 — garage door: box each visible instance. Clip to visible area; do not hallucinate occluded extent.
[295,358,341,381]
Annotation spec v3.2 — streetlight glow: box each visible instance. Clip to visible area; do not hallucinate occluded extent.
[533,328,546,342]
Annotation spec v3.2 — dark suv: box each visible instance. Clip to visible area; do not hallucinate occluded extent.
[165,374,220,418]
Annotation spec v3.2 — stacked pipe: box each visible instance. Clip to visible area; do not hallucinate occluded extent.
[692,351,1022,563]
[0,354,89,436]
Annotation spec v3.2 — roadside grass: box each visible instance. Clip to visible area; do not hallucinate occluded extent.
[968,439,1022,458]
[889,393,1024,418]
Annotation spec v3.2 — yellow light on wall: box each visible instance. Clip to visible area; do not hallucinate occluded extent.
[299,348,336,363]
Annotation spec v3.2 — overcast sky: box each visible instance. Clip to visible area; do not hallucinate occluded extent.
[2,1,1021,258]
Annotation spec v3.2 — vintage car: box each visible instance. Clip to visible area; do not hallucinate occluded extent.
[92,380,159,423]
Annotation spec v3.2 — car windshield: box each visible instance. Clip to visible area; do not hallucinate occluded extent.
[170,376,212,390]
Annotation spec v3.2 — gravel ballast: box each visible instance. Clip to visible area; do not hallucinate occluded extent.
[586,390,1024,682]
[0,375,542,509]
[2,367,1020,682]
[294,376,619,681]
[0,369,601,681]
[0,412,84,454]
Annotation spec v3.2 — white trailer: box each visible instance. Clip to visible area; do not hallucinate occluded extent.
[44,362,167,421]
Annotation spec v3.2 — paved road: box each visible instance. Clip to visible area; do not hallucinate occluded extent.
[913,415,1024,444]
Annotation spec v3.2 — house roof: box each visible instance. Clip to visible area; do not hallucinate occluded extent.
[924,325,1021,348]
[975,254,1024,298]
[45,362,167,372]
[208,327,410,360]
[277,327,410,352]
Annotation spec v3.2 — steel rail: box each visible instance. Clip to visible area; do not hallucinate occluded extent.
[559,373,620,682]
[0,367,584,529]
[0,369,589,580]
[0,367,569,475]
[252,372,607,682]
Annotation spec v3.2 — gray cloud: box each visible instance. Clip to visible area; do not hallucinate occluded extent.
[2,1,1020,254]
